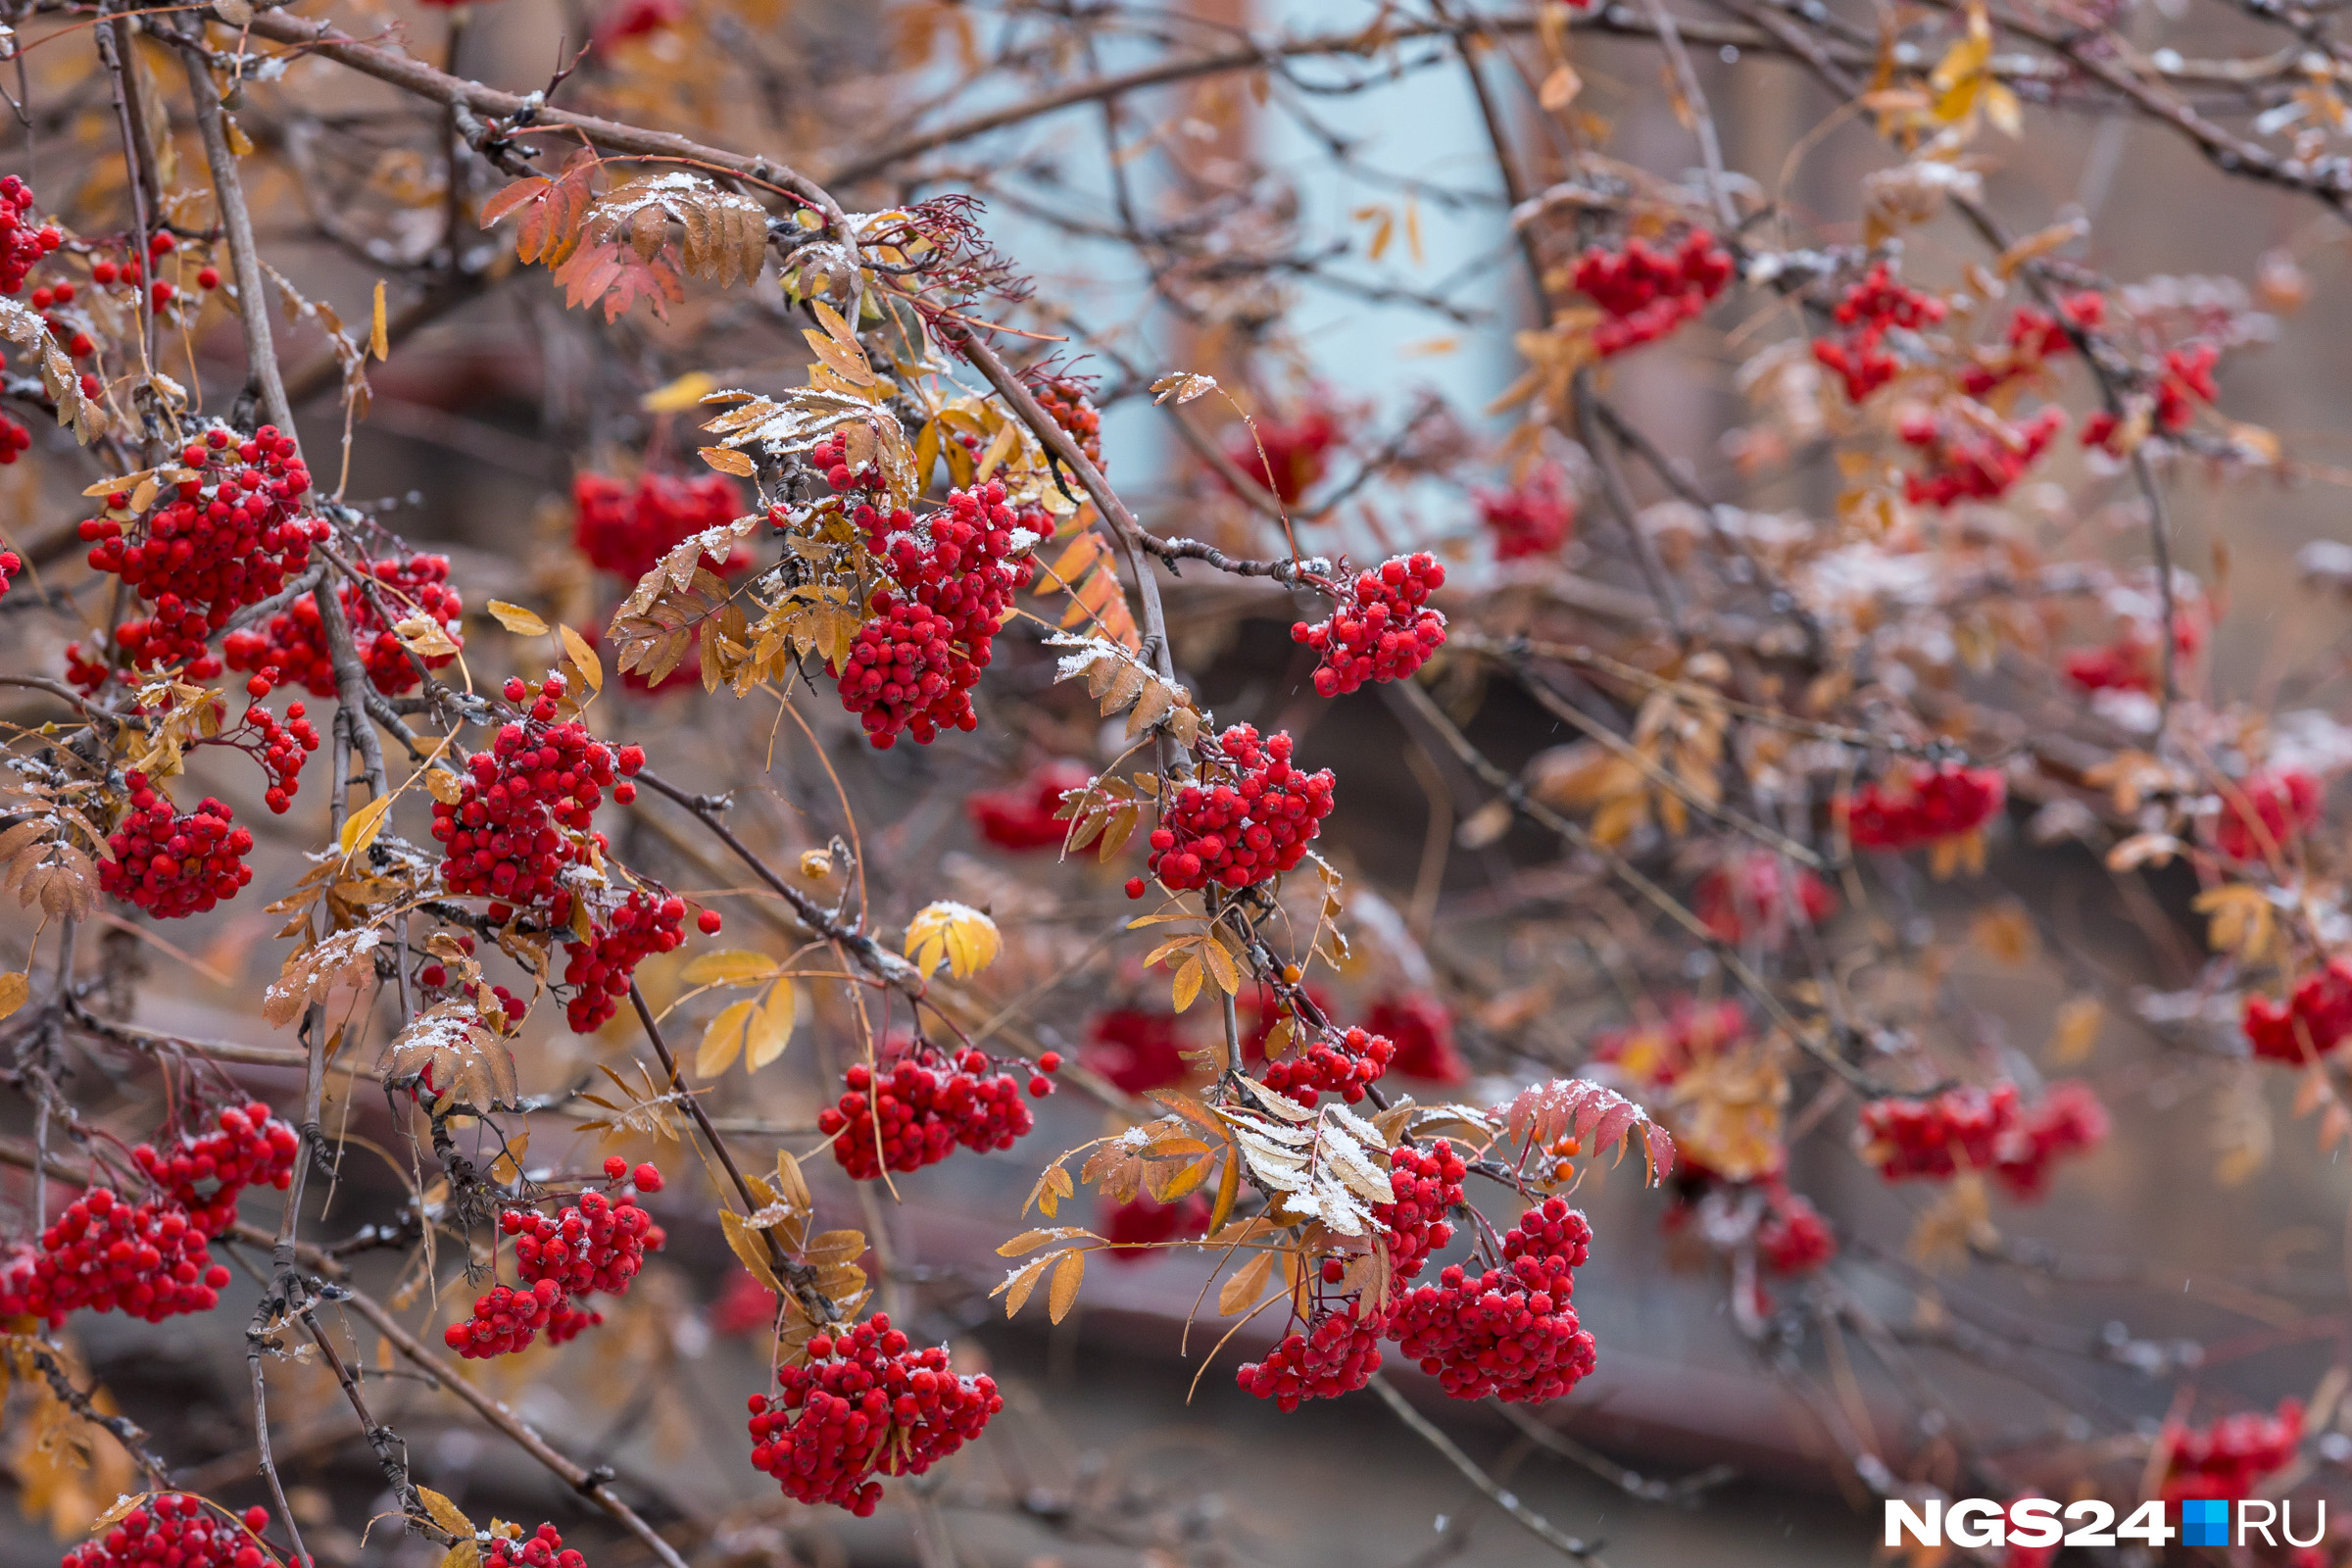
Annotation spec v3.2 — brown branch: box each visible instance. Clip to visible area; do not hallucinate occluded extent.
[1365,1374,1602,1562]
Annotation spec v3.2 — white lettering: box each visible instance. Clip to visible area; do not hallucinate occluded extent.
[2008,1498,2061,1547]
[2238,1499,2278,1545]
[1885,1498,1941,1547]
[1947,1499,2005,1549]
[2285,1501,2327,1549]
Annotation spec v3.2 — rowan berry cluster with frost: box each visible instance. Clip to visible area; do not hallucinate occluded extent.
[0,174,63,295]
[1387,1197,1597,1403]
[832,480,1040,748]
[1572,230,1735,357]
[1812,262,1946,402]
[1839,762,2006,851]
[222,553,464,698]
[1292,553,1446,697]
[1144,724,1334,892]
[746,1314,1003,1515]
[1956,295,2097,402]
[1475,466,1575,560]
[0,1188,233,1326]
[447,1163,665,1358]
[132,1101,302,1234]
[485,1523,587,1568]
[59,1497,276,1568]
[816,1040,1050,1180]
[100,773,254,919]
[1260,1023,1395,1105]
[71,425,325,687]
[1375,1139,1467,1284]
[1236,1302,1386,1410]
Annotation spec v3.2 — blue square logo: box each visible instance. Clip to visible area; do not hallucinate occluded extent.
[2181,1498,2230,1546]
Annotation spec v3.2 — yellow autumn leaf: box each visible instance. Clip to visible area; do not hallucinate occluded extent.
[339,794,392,860]
[905,901,1001,979]
[682,949,779,987]
[0,970,25,1022]
[486,600,550,637]
[697,999,756,1077]
[747,983,799,1070]
[641,370,717,413]
[558,623,603,692]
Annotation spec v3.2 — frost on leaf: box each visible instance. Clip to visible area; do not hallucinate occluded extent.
[263,925,386,1029]
[1501,1077,1676,1182]
[1217,1099,1395,1236]
[381,1002,519,1112]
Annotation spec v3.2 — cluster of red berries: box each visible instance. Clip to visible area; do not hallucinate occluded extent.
[2064,608,2202,696]
[1857,1079,2107,1198]
[1812,263,1947,402]
[816,1041,1051,1180]
[1364,993,1469,1084]
[746,1313,1004,1514]
[210,684,322,814]
[572,469,747,580]
[64,229,218,333]
[1030,374,1104,470]
[1083,1006,1192,1094]
[0,548,19,597]
[447,1161,664,1358]
[2163,1397,2304,1503]
[1955,294,2098,402]
[1839,761,2006,852]
[2244,956,2352,1065]
[0,1188,234,1325]
[431,679,631,919]
[965,760,1089,851]
[1572,231,1736,357]
[1475,466,1575,561]
[1387,1197,1596,1403]
[0,417,29,466]
[562,887,704,1033]
[594,0,684,46]
[1143,725,1335,893]
[2213,768,2323,862]
[1990,1080,2110,1200]
[1224,399,1344,506]
[131,1101,301,1236]
[1236,1302,1385,1411]
[484,1524,587,1568]
[1755,1183,1837,1275]
[1101,1193,1211,1260]
[0,176,62,296]
[2082,343,2221,450]
[1261,1024,1396,1105]
[72,426,326,687]
[832,481,1040,748]
[1292,554,1446,698]
[1694,853,1838,948]
[224,554,464,698]
[1375,1140,1466,1285]
[61,1497,276,1568]
[1592,997,1749,1088]
[416,932,532,1028]
[99,773,254,919]
[1897,405,2066,509]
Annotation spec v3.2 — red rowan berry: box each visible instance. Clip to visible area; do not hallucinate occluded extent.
[484,1523,586,1568]
[2212,768,2322,862]
[2163,1398,2302,1503]
[1475,466,1575,560]
[1692,852,1838,948]
[746,1313,1003,1513]
[1385,1196,1596,1403]
[2243,956,2352,1064]
[1573,230,1735,357]
[816,1037,1036,1180]
[100,773,254,918]
[1838,762,2005,853]
[60,1493,279,1568]
[697,907,723,934]
[131,1100,301,1237]
[1,1187,234,1325]
[1292,553,1446,697]
[1236,1302,1385,1410]
[223,554,464,699]
[1364,993,1469,1084]
[1144,724,1334,893]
